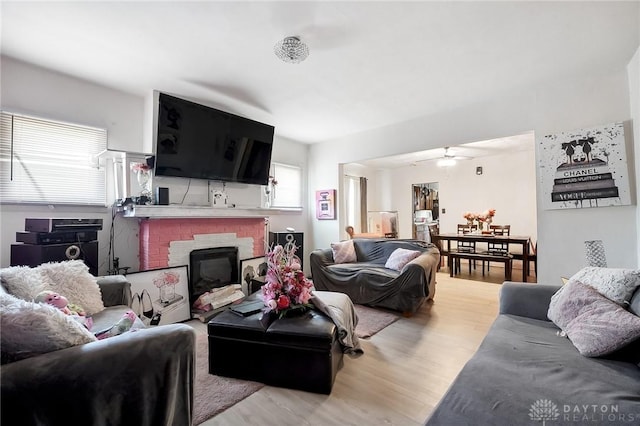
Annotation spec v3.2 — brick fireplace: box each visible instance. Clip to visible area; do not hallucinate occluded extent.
[138,217,266,270]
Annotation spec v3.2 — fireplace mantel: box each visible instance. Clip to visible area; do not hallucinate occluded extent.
[122,205,301,219]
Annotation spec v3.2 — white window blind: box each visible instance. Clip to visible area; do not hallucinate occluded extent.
[0,112,107,205]
[271,162,302,208]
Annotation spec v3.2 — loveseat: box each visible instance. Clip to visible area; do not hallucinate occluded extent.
[0,262,196,426]
[309,238,440,314]
[425,278,640,425]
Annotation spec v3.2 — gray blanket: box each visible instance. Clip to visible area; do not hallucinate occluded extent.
[311,291,363,357]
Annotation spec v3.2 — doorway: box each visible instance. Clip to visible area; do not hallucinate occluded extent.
[412,182,439,240]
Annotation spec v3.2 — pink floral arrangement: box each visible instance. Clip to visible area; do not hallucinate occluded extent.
[261,243,313,318]
[153,270,180,288]
[463,212,477,221]
[131,162,151,172]
[464,209,495,222]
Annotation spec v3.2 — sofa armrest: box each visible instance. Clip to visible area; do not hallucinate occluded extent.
[1,324,196,426]
[499,282,562,321]
[310,248,335,267]
[97,274,132,307]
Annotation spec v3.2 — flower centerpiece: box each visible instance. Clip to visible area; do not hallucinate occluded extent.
[153,270,181,304]
[261,242,313,318]
[130,161,153,202]
[264,175,278,208]
[463,209,496,232]
[463,211,476,226]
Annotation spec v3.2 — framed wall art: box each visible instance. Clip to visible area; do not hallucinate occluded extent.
[125,265,191,326]
[537,122,631,210]
[315,189,336,220]
[240,256,267,295]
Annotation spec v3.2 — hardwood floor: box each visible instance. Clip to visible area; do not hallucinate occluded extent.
[190,269,509,425]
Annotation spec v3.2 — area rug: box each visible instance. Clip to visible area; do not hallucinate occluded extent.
[193,334,264,425]
[354,304,400,338]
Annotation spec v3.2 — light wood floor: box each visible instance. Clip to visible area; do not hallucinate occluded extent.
[189,267,510,426]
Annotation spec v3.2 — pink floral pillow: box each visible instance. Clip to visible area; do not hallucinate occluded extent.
[385,248,421,272]
[331,240,357,264]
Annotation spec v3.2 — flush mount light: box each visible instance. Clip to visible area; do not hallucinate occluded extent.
[274,36,309,64]
[437,158,457,167]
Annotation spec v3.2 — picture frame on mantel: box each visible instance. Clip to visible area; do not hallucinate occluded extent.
[125,265,191,326]
[316,189,336,220]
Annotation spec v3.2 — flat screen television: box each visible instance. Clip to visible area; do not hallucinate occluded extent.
[154,93,274,185]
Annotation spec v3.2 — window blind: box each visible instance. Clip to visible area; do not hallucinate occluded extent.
[271,162,302,208]
[0,112,107,205]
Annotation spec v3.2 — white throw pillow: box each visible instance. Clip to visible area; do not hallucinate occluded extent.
[0,261,105,316]
[37,261,105,315]
[385,248,421,272]
[0,292,97,362]
[0,265,46,301]
[331,240,357,264]
[566,267,640,305]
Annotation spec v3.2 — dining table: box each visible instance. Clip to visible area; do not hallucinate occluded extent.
[431,233,532,282]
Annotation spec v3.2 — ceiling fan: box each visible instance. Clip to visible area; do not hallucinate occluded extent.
[437,147,472,167]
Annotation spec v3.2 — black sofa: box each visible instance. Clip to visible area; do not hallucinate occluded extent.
[310,238,440,314]
[425,282,640,425]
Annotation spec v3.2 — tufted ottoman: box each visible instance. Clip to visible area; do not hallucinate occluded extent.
[207,302,344,394]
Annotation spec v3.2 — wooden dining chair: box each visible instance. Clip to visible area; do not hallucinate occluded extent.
[428,223,443,270]
[485,224,511,272]
[456,223,477,273]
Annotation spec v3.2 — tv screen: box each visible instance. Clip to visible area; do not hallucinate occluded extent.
[154,93,274,185]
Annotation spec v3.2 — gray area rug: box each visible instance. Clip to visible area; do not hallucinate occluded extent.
[194,334,264,425]
[354,304,400,338]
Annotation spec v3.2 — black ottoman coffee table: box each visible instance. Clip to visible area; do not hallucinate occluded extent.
[207,300,344,394]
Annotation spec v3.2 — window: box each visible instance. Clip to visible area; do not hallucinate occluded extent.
[0,112,107,205]
[344,175,361,232]
[270,162,302,208]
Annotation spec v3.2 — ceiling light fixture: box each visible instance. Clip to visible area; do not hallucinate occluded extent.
[437,158,457,167]
[274,36,309,64]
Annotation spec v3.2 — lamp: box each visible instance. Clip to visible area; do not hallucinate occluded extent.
[274,36,309,63]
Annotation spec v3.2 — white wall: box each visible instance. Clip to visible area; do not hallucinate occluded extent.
[383,145,537,241]
[309,66,638,284]
[628,47,640,266]
[0,57,310,274]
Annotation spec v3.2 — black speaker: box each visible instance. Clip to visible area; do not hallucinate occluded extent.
[156,187,169,205]
[269,232,304,270]
[10,241,99,276]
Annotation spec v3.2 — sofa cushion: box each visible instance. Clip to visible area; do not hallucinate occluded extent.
[330,240,357,264]
[548,280,640,357]
[0,261,105,315]
[565,266,640,305]
[0,292,97,363]
[384,248,421,271]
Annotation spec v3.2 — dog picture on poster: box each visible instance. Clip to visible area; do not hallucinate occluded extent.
[537,122,631,210]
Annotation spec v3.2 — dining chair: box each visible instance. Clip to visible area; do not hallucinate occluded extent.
[428,223,442,270]
[456,223,477,273]
[485,225,511,272]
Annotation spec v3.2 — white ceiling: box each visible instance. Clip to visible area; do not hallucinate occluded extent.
[1,1,638,147]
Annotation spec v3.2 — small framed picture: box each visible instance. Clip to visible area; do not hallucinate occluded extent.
[125,265,191,326]
[240,256,267,295]
[316,189,336,220]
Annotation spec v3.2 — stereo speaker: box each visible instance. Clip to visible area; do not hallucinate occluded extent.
[10,241,99,276]
[156,187,169,205]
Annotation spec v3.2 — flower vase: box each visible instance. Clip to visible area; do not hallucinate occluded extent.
[159,285,175,304]
[478,221,484,232]
[136,170,152,202]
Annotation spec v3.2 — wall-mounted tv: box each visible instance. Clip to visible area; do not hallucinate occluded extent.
[154,92,274,185]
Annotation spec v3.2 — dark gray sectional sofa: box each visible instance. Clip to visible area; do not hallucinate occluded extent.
[425,282,640,425]
[310,238,440,314]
